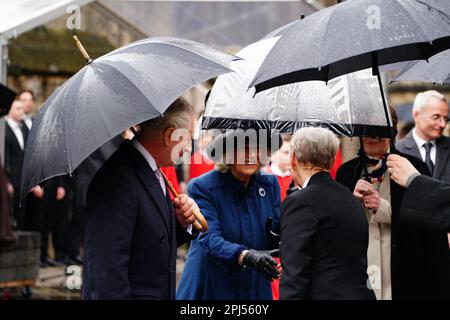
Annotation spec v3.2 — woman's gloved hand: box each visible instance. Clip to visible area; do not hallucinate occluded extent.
[241,249,280,281]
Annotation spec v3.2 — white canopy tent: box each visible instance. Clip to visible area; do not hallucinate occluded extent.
[0,0,93,162]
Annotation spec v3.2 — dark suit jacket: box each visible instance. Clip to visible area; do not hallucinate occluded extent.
[402,175,450,232]
[396,131,450,182]
[280,172,375,300]
[4,121,26,189]
[83,140,192,300]
[336,153,450,299]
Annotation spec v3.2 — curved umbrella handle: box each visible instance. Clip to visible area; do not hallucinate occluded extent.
[159,169,209,232]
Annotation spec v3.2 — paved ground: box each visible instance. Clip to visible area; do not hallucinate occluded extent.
[1,246,189,300]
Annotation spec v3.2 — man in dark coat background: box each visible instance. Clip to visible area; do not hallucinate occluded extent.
[337,105,449,299]
[337,149,449,299]
[4,99,28,230]
[83,97,199,300]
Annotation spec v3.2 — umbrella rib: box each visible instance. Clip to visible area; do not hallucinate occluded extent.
[317,6,337,72]
[63,73,84,173]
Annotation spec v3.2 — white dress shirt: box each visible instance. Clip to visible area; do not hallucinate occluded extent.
[132,139,166,196]
[23,115,32,130]
[302,176,312,188]
[412,129,436,164]
[6,117,25,150]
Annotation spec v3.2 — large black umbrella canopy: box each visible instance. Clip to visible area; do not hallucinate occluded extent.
[393,48,450,84]
[21,37,235,198]
[250,0,450,92]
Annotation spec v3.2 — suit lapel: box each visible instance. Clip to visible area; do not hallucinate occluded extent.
[434,137,450,179]
[403,132,422,161]
[127,143,171,233]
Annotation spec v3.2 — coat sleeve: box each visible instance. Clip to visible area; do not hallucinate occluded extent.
[371,197,391,224]
[279,194,318,300]
[176,220,197,247]
[85,169,137,299]
[188,179,246,271]
[401,175,450,232]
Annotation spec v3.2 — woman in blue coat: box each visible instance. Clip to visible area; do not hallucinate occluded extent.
[177,131,281,300]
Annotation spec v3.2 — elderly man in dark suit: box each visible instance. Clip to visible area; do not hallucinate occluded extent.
[280,127,375,300]
[83,97,199,300]
[396,90,450,269]
[396,90,449,183]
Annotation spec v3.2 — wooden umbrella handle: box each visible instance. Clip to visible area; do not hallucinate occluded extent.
[72,35,93,64]
[159,169,209,232]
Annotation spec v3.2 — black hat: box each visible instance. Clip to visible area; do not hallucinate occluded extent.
[0,83,17,117]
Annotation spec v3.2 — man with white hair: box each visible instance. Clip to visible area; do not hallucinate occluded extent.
[280,127,375,300]
[396,90,449,182]
[83,97,199,300]
[396,90,450,295]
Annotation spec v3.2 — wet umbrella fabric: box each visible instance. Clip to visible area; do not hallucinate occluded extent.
[393,49,450,84]
[203,37,392,138]
[250,0,450,92]
[21,37,235,198]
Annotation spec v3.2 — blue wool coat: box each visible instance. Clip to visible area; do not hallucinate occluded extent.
[176,170,281,300]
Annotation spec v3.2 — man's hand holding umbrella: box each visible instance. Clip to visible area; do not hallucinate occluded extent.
[173,194,199,229]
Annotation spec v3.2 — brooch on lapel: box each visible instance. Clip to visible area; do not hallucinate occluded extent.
[259,187,266,197]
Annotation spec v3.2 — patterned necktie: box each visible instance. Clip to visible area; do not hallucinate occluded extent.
[423,142,434,175]
[154,168,166,196]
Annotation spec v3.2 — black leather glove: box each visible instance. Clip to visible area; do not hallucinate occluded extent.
[242,249,280,281]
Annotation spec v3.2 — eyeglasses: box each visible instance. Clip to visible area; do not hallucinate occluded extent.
[425,113,449,123]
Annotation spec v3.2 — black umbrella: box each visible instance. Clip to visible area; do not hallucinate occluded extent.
[393,49,450,84]
[20,36,235,200]
[250,0,450,138]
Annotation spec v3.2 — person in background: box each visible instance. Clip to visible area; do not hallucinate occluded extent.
[330,147,342,179]
[337,106,449,300]
[177,131,281,300]
[189,131,215,181]
[18,90,35,130]
[396,90,450,249]
[0,157,16,246]
[26,177,67,267]
[263,134,292,202]
[280,127,375,300]
[4,99,28,230]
